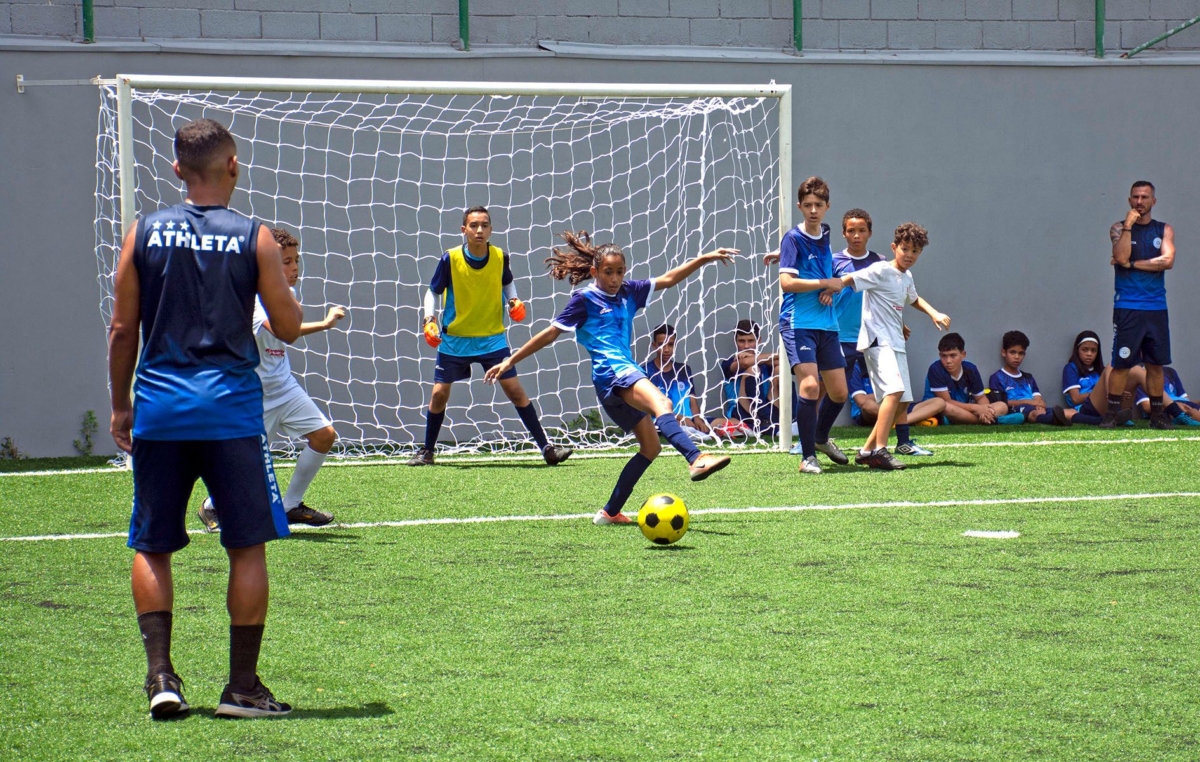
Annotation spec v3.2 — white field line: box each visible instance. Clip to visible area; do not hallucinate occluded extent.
[4,491,1199,543]
[3,434,1199,479]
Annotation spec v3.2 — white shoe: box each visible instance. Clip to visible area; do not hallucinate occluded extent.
[799,455,822,474]
[593,509,633,525]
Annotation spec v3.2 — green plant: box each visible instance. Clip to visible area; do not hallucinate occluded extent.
[73,410,99,457]
[0,436,26,460]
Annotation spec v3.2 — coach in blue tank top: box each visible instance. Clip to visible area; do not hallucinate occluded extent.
[1105,180,1177,429]
[108,118,302,719]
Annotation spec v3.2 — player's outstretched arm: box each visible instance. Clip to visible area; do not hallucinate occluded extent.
[298,306,347,337]
[913,296,950,330]
[256,226,302,343]
[108,224,141,453]
[653,248,737,291]
[484,325,563,383]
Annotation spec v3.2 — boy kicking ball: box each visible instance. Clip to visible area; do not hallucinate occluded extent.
[199,227,345,531]
[824,222,950,470]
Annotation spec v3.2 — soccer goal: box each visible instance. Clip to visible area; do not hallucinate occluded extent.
[96,74,793,457]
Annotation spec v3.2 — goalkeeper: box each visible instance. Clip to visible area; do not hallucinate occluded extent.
[410,206,573,467]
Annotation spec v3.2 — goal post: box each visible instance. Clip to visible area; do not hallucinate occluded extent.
[97,74,793,456]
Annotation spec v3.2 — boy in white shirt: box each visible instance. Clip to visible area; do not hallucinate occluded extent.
[823,222,950,470]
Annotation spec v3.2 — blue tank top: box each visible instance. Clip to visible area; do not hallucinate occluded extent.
[132,203,264,440]
[1114,219,1167,310]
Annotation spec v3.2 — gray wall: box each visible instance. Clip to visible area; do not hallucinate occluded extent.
[2,0,1199,53]
[2,42,1198,455]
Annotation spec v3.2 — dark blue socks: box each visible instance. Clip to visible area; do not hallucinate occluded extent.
[424,409,445,452]
[516,403,550,450]
[895,422,912,446]
[815,397,844,444]
[796,397,818,458]
[603,453,653,516]
[655,414,700,464]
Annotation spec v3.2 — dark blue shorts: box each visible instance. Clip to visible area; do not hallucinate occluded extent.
[434,348,516,383]
[1112,308,1171,368]
[1011,403,1042,417]
[783,327,845,371]
[596,370,649,434]
[841,342,865,374]
[1077,398,1101,417]
[129,435,290,553]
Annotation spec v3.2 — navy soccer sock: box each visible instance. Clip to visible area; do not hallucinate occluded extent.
[796,397,818,459]
[895,423,912,446]
[229,624,265,692]
[1034,411,1055,424]
[1166,401,1184,417]
[815,397,844,444]
[423,409,445,452]
[602,453,653,516]
[515,403,550,450]
[654,414,700,463]
[1073,411,1102,425]
[137,610,174,678]
[1150,395,1165,419]
[1107,394,1123,414]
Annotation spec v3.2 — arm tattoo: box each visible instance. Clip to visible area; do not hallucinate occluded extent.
[1109,222,1125,244]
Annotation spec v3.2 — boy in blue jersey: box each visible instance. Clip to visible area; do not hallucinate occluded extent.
[410,206,572,466]
[644,323,713,439]
[1135,366,1200,425]
[777,177,851,474]
[485,230,734,524]
[719,319,782,435]
[1107,181,1177,428]
[832,209,885,379]
[847,361,944,454]
[987,331,1071,426]
[108,119,302,719]
[924,333,1007,424]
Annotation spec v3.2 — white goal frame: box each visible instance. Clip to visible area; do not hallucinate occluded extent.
[106,73,795,453]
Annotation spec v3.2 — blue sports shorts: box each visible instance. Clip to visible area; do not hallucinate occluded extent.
[129,435,289,553]
[595,369,649,433]
[434,348,517,383]
[782,327,845,371]
[1112,308,1171,368]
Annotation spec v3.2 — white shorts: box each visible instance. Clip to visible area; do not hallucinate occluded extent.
[263,383,332,440]
[864,345,913,403]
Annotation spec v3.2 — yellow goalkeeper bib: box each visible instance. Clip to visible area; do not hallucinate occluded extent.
[444,245,505,337]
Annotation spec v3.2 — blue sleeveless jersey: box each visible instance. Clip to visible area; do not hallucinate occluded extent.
[1114,219,1167,310]
[778,223,838,332]
[132,204,264,440]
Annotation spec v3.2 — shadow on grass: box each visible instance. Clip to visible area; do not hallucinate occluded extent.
[286,532,361,543]
[187,702,393,720]
[689,527,735,536]
[644,544,695,551]
[817,460,975,474]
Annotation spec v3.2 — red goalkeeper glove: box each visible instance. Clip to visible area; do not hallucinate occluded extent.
[508,299,526,322]
[423,320,441,348]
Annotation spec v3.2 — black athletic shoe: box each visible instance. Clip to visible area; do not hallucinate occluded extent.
[407,448,435,466]
[865,448,906,471]
[286,502,333,527]
[542,444,574,466]
[145,672,190,720]
[1051,404,1073,427]
[814,439,850,466]
[1149,413,1176,430]
[215,677,292,718]
[853,450,871,466]
[1098,407,1133,429]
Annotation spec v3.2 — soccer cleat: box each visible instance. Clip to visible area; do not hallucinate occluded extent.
[814,439,849,466]
[996,412,1025,425]
[895,441,934,456]
[1174,412,1200,427]
[799,455,823,474]
[406,448,435,466]
[865,448,906,470]
[1051,405,1073,427]
[197,497,220,533]
[854,450,871,466]
[286,503,334,527]
[145,672,190,720]
[1148,413,1175,430]
[215,677,292,718]
[788,442,805,455]
[688,453,731,482]
[593,509,633,525]
[542,444,574,466]
[1098,407,1133,429]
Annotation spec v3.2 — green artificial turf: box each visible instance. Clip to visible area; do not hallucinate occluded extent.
[1,427,1198,760]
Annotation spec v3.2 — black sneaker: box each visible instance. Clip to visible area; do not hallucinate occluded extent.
[854,450,871,466]
[1149,413,1176,430]
[407,448,435,466]
[542,444,574,466]
[286,502,333,527]
[865,448,906,471]
[1051,404,1073,427]
[215,677,292,718]
[814,438,849,465]
[1098,407,1133,429]
[145,672,190,720]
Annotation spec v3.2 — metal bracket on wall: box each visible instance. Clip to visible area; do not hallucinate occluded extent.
[16,75,107,94]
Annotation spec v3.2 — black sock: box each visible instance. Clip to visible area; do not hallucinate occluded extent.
[603,453,653,516]
[815,397,844,444]
[1165,402,1184,417]
[229,624,265,692]
[1073,412,1102,425]
[895,423,912,446]
[796,397,818,459]
[1150,395,1164,419]
[1034,411,1055,425]
[515,403,549,450]
[138,610,174,678]
[1107,394,1122,414]
[423,409,445,452]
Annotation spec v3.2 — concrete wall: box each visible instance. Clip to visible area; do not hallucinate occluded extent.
[2,42,1198,455]
[2,0,1199,53]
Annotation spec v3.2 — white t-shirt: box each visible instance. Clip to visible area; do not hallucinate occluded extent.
[253,292,299,398]
[850,261,918,351]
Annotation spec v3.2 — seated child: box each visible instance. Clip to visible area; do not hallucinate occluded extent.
[922,333,1007,424]
[1135,365,1200,426]
[848,361,945,455]
[1060,330,1106,425]
[644,323,715,440]
[988,330,1070,426]
[719,319,783,435]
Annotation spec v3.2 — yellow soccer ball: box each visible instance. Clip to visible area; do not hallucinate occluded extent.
[637,493,689,545]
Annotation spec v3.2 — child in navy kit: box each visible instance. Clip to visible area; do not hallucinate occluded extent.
[644,323,714,440]
[485,231,734,524]
[988,331,1071,426]
[1060,331,1106,425]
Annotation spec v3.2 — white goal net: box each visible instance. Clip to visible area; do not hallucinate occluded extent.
[96,76,788,457]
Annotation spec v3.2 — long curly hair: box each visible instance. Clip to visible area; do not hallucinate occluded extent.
[545,230,626,285]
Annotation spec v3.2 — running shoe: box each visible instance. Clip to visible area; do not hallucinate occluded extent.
[215,677,291,718]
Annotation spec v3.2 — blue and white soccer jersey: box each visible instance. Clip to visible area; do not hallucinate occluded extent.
[720,354,775,426]
[924,360,986,404]
[832,248,884,370]
[778,223,844,371]
[645,358,695,418]
[1061,362,1101,410]
[254,295,332,441]
[1112,219,1171,368]
[553,279,655,432]
[989,368,1044,414]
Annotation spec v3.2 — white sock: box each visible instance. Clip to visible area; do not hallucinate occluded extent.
[284,447,327,509]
